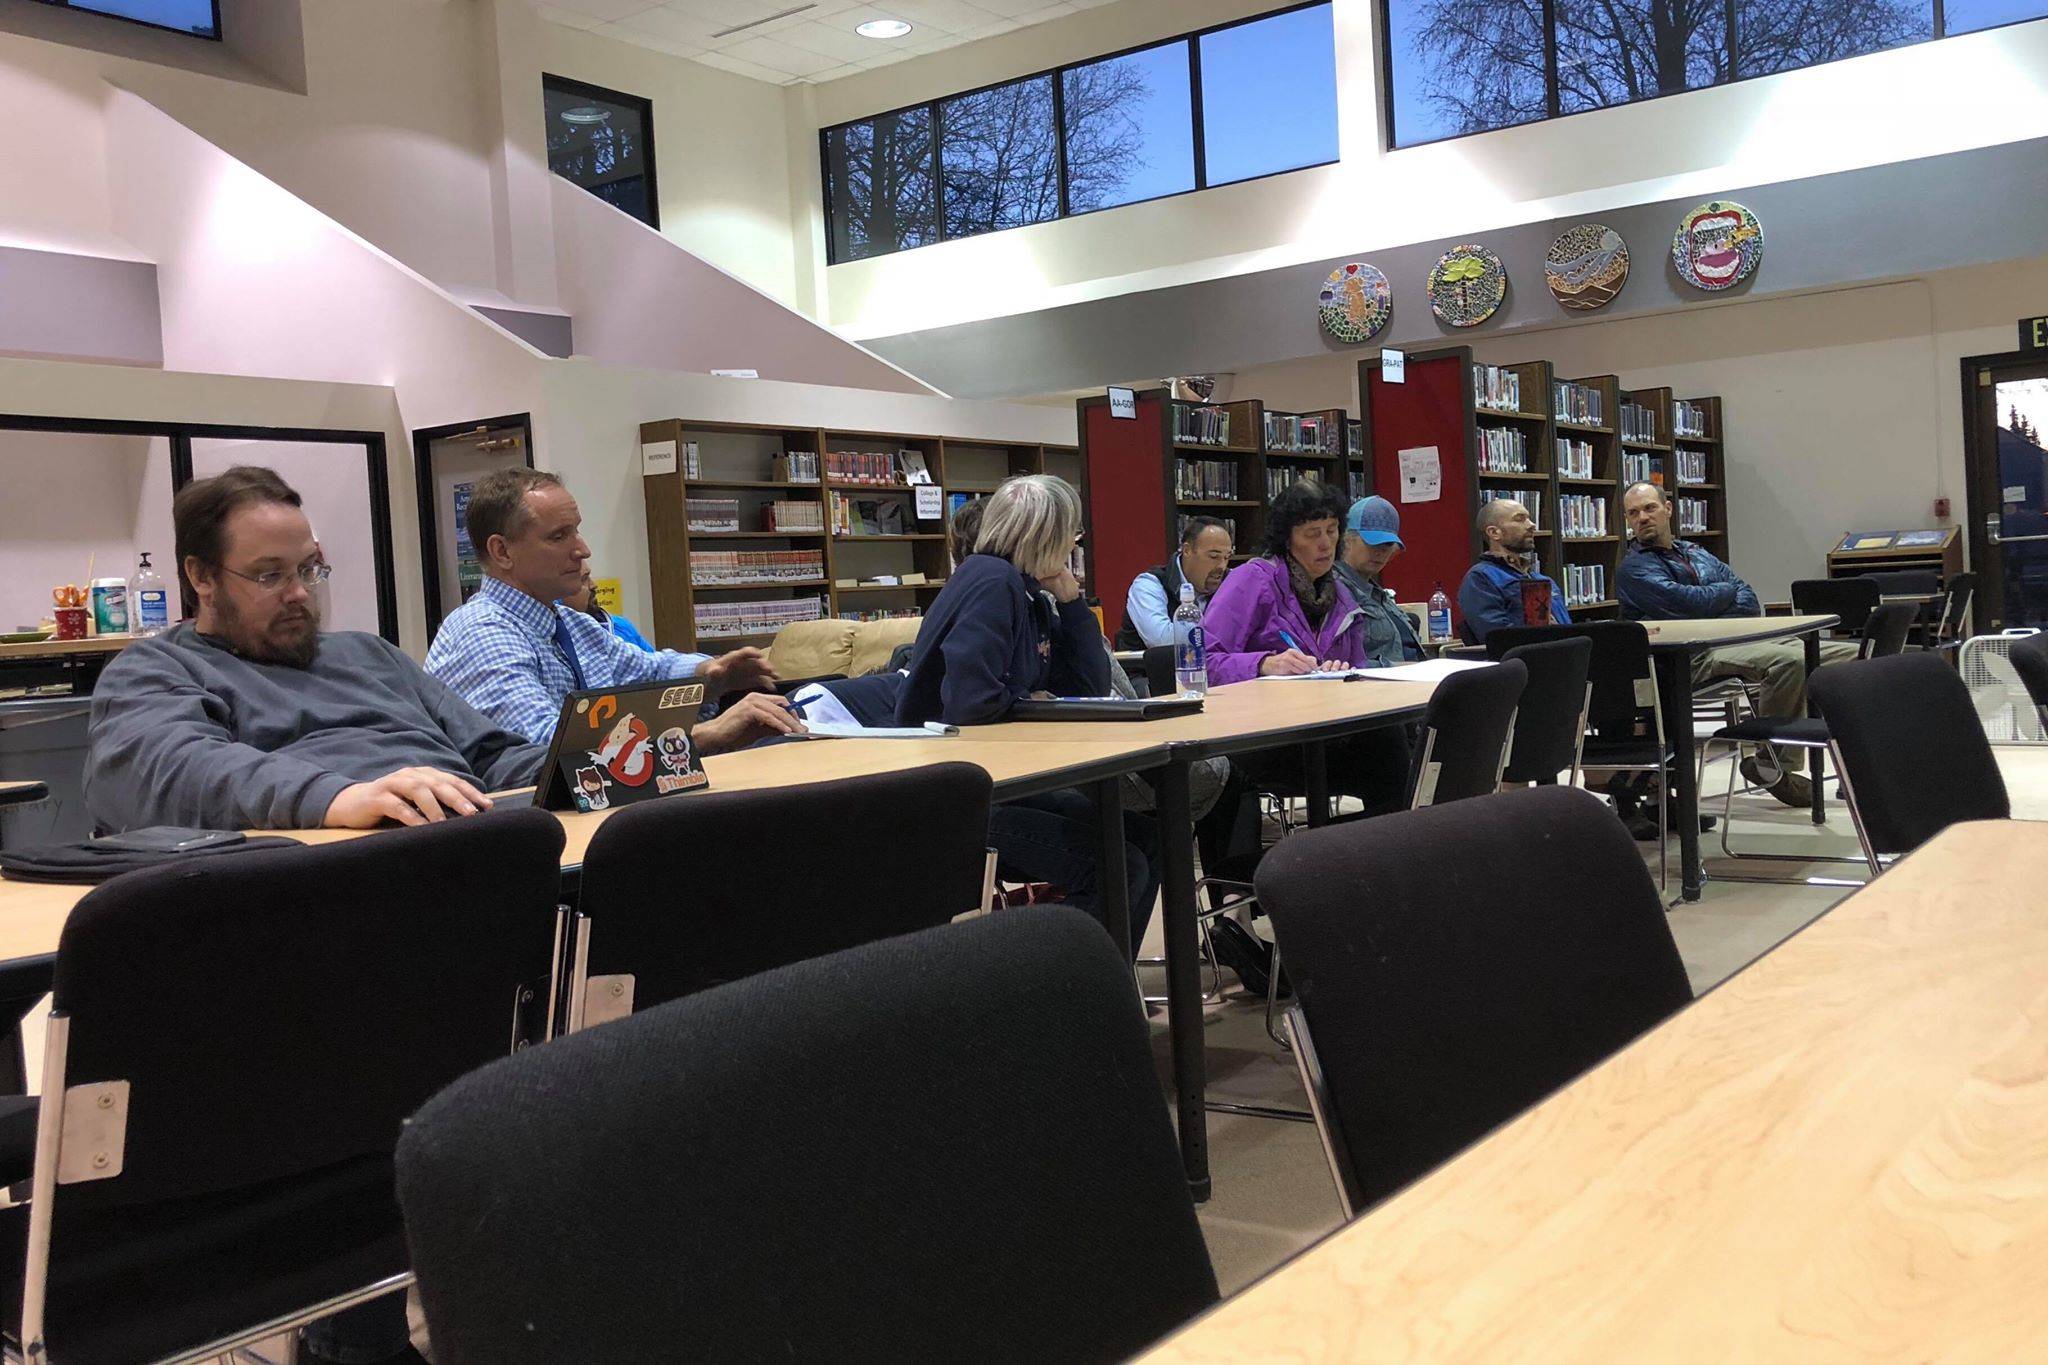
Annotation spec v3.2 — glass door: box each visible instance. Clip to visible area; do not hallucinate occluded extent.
[1967,361,2048,629]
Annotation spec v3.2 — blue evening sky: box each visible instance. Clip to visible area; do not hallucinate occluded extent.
[1200,4,1341,185]
[63,0,218,36]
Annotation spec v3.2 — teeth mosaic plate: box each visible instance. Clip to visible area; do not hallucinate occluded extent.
[1672,200,1762,292]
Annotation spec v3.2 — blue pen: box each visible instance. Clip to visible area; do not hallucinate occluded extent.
[1277,629,1305,655]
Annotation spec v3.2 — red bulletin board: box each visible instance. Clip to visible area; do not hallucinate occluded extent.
[1082,397,1168,624]
[1368,354,1472,621]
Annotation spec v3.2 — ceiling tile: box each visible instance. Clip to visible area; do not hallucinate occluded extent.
[594,21,706,55]
[721,34,844,76]
[775,18,884,62]
[610,5,728,44]
[968,0,1044,15]
[873,0,996,35]
[547,0,667,23]
[533,4,609,30]
[691,47,801,83]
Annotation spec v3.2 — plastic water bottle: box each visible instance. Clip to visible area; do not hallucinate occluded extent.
[132,551,170,636]
[1428,582,1453,642]
[1172,583,1208,697]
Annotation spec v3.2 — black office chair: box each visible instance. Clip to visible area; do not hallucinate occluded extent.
[1861,569,1940,600]
[1703,599,1917,880]
[0,955,54,1192]
[1489,621,1671,889]
[570,764,995,1028]
[1811,652,2010,876]
[1791,576,1878,636]
[396,907,1220,1365]
[1916,571,1977,655]
[0,810,566,1365]
[1499,637,1593,786]
[2009,631,2048,725]
[1256,786,1691,1216]
[1142,644,1175,699]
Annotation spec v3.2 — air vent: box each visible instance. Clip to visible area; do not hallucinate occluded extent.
[711,3,817,39]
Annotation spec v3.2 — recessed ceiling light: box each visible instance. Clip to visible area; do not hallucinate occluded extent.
[559,106,612,126]
[856,18,913,39]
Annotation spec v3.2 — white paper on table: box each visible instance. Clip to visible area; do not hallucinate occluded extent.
[1254,658,1495,682]
[1397,445,1441,503]
[801,721,958,739]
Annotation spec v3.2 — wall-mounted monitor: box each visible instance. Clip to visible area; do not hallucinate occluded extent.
[38,0,221,40]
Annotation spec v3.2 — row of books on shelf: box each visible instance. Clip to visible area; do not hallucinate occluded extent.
[1480,487,1540,528]
[764,500,823,532]
[771,451,820,483]
[1557,438,1596,479]
[1177,458,1242,500]
[1563,563,1608,607]
[1264,466,1329,500]
[825,449,929,485]
[1558,494,1610,538]
[1676,498,1710,535]
[1554,380,1606,427]
[1620,402,1659,445]
[686,498,741,532]
[1263,412,1340,455]
[1474,364,1523,413]
[1346,424,1363,458]
[1177,513,1237,544]
[839,608,921,623]
[1674,449,1710,484]
[1173,404,1235,447]
[696,596,823,640]
[1477,426,1531,474]
[828,491,913,537]
[1674,401,1710,439]
[1621,451,1658,485]
[691,549,824,585]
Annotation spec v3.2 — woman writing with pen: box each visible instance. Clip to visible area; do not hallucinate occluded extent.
[1201,480,1413,815]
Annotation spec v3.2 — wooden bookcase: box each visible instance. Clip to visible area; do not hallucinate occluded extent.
[1555,373,1623,614]
[1469,357,1558,585]
[640,419,1080,651]
[1671,394,1727,551]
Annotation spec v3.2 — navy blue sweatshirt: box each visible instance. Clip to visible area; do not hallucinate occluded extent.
[895,554,1111,726]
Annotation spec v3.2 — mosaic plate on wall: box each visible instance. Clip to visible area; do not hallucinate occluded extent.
[1672,200,1763,291]
[1427,244,1506,327]
[1317,262,1392,343]
[1544,224,1629,311]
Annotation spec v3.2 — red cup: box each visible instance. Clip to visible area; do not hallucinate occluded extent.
[54,606,88,640]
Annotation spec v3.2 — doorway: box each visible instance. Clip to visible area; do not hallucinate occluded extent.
[1963,353,2048,630]
[411,414,535,639]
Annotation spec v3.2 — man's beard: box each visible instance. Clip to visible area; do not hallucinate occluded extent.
[215,591,321,668]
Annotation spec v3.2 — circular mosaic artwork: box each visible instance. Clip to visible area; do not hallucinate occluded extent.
[1317,262,1392,343]
[1544,224,1629,311]
[1427,244,1507,327]
[1671,200,1763,291]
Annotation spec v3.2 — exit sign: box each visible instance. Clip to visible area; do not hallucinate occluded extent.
[2023,315,2048,351]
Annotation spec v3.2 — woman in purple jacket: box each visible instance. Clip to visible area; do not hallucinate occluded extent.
[1204,480,1412,814]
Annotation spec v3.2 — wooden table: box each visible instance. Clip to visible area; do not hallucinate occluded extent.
[1645,614,1839,902]
[0,781,47,806]
[1142,818,2048,1362]
[0,636,134,662]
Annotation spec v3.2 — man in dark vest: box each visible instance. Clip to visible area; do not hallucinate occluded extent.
[1114,515,1234,649]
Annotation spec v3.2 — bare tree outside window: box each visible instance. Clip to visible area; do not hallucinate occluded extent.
[941,76,1061,239]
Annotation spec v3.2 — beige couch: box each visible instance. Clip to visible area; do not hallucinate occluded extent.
[767,616,923,681]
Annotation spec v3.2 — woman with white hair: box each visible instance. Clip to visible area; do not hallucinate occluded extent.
[895,474,1109,726]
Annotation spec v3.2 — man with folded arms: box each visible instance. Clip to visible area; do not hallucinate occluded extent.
[427,467,795,746]
[1617,480,1856,807]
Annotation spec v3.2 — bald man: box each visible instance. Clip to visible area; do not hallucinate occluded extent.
[1456,498,1571,643]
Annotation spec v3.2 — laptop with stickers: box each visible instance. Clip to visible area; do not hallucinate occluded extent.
[523,680,712,813]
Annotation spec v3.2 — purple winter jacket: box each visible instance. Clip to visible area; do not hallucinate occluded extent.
[1201,556,1373,686]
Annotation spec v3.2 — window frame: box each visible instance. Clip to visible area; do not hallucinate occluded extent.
[39,0,222,41]
[542,72,661,231]
[1379,0,2044,151]
[820,0,1341,265]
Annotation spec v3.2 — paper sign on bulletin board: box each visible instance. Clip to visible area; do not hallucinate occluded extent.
[1397,445,1441,503]
[593,578,622,614]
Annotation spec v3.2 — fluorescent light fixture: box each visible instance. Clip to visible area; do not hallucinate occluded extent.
[856,18,912,38]
[559,106,612,126]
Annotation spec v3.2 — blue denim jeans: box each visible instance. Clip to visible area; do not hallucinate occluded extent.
[991,789,1160,950]
[300,1291,411,1363]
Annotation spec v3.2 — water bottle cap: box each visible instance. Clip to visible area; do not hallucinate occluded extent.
[139,552,152,567]
[1179,582,1194,602]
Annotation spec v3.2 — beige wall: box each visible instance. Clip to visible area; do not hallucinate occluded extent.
[1222,258,2044,605]
[809,2,2048,340]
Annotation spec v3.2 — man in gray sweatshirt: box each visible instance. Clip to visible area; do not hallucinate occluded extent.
[86,466,548,835]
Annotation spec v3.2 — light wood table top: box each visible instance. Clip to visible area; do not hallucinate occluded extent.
[1142,818,2048,1363]
[1642,613,1837,650]
[957,675,1440,752]
[0,634,136,661]
[0,780,47,801]
[0,735,1168,962]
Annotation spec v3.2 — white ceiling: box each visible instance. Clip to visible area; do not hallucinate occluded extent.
[536,0,1125,86]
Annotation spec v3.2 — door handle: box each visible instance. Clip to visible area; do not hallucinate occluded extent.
[1996,533,2048,545]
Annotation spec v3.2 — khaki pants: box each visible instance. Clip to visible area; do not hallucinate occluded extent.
[1692,638,1861,772]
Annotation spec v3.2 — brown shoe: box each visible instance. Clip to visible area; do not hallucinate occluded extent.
[1742,756,1814,808]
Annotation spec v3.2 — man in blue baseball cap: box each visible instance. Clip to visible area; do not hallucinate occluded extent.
[1336,495,1423,667]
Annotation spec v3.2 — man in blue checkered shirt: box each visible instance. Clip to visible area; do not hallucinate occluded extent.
[427,468,802,752]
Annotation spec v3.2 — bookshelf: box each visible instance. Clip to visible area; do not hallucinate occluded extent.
[1670,394,1727,550]
[640,420,1081,650]
[1555,373,1623,614]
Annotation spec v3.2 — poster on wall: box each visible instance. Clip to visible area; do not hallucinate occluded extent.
[1544,224,1630,311]
[1317,263,1392,343]
[1671,200,1763,291]
[452,481,482,603]
[1427,245,1507,328]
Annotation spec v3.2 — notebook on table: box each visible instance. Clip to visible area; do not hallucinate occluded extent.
[1005,696,1203,722]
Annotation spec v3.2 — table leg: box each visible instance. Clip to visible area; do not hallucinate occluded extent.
[1304,739,1330,829]
[1659,650,1703,902]
[1805,631,1826,826]
[1090,777,1131,962]
[1157,755,1209,1202]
